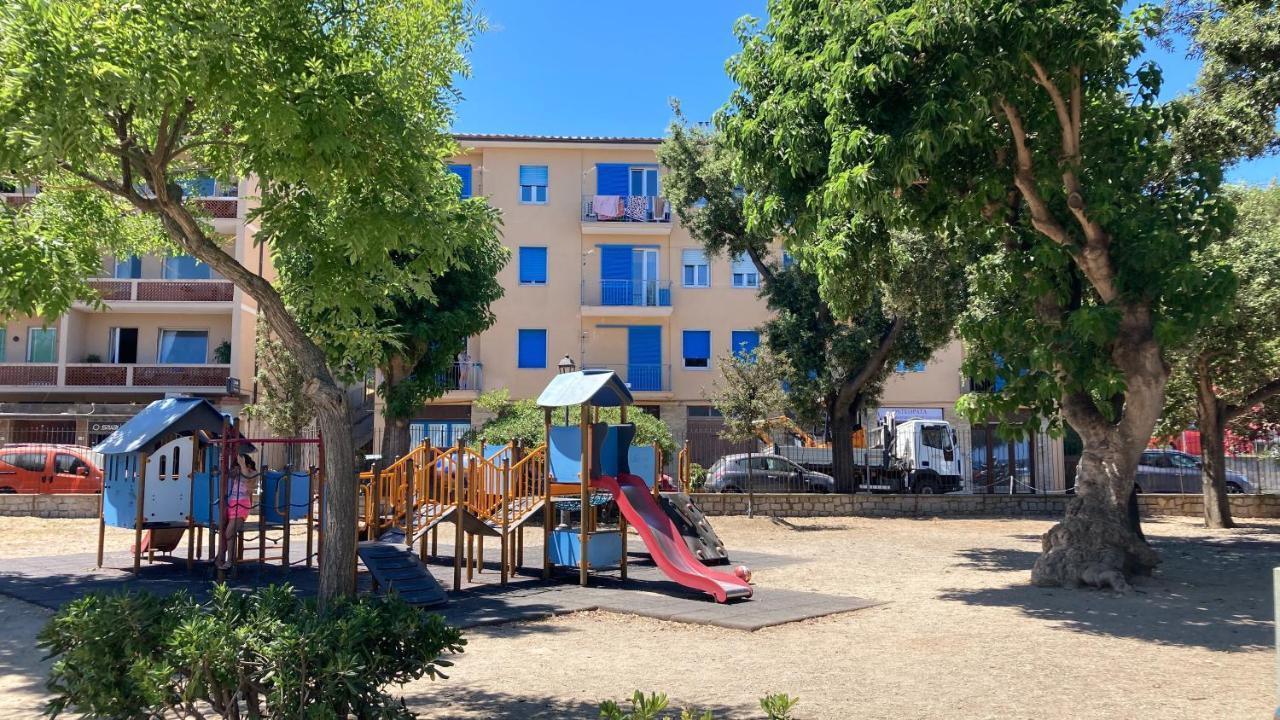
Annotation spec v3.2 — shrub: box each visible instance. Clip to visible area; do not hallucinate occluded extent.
[688,462,708,491]
[600,691,799,720]
[39,584,464,719]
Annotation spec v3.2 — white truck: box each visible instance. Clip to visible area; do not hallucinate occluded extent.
[773,416,965,494]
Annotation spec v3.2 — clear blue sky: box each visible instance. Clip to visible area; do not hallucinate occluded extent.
[454,0,1276,185]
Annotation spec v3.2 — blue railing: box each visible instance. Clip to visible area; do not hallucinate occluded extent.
[437,361,482,392]
[582,363,670,392]
[581,280,672,307]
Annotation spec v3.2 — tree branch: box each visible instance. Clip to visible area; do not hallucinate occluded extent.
[744,244,778,286]
[834,315,904,417]
[1224,376,1280,421]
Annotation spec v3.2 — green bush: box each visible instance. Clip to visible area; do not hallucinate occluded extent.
[689,462,708,490]
[468,389,676,456]
[600,691,798,720]
[39,584,464,719]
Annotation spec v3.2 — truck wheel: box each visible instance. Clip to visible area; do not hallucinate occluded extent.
[722,486,744,494]
[1226,482,1243,494]
[0,487,14,494]
[916,480,937,495]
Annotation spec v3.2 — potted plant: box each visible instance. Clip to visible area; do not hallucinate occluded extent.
[213,341,231,364]
[84,354,101,364]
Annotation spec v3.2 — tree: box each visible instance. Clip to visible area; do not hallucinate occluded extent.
[1158,184,1280,527]
[721,1,1235,589]
[277,204,508,461]
[243,322,317,467]
[658,112,963,491]
[710,345,788,517]
[0,0,482,601]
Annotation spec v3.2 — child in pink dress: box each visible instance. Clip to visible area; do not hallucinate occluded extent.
[215,454,257,570]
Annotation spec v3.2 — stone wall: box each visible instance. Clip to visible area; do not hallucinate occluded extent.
[0,493,101,518]
[689,492,1280,519]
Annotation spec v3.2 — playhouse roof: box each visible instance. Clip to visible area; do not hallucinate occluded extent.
[93,397,246,455]
[536,369,634,409]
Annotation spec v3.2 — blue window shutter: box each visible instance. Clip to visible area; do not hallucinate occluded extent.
[683,330,710,360]
[646,168,658,196]
[731,330,760,358]
[596,164,629,195]
[517,329,547,368]
[519,247,547,284]
[628,326,662,391]
[448,164,472,198]
[519,165,548,186]
[600,245,632,305]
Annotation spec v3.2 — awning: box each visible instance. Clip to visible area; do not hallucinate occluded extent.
[536,369,634,409]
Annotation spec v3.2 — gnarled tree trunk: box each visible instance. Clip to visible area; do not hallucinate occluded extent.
[1032,314,1166,592]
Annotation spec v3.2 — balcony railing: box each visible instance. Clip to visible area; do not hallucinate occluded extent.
[87,279,234,302]
[581,195,671,223]
[0,364,57,385]
[68,363,231,388]
[194,197,238,219]
[583,363,671,392]
[581,280,672,308]
[439,361,483,392]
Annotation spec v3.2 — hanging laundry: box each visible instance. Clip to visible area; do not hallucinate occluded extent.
[651,197,667,221]
[593,194,624,220]
[625,195,649,221]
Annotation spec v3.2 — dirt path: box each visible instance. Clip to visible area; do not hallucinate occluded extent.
[0,514,1275,719]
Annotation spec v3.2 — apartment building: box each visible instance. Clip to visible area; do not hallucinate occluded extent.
[0,180,257,446]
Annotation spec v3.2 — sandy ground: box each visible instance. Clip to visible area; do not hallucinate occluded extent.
[0,514,1276,719]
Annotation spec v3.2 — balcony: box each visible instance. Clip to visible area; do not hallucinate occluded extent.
[438,361,483,394]
[194,197,238,219]
[0,363,230,391]
[0,364,57,386]
[86,279,235,304]
[580,280,673,317]
[583,363,671,393]
[581,195,671,235]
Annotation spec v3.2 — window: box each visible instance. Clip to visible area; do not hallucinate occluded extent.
[163,254,211,280]
[1139,452,1160,467]
[518,247,548,285]
[157,330,209,364]
[687,405,722,418]
[895,360,927,373]
[782,251,796,270]
[731,254,759,288]
[629,166,659,197]
[114,255,141,279]
[682,330,711,369]
[447,164,473,198]
[1169,453,1199,469]
[682,249,710,288]
[519,165,548,204]
[54,453,87,475]
[27,328,56,362]
[922,425,950,450]
[0,452,46,472]
[730,330,760,359]
[109,328,139,364]
[517,329,547,369]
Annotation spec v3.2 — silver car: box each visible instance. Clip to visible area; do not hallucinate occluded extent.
[705,453,835,493]
[1137,450,1254,494]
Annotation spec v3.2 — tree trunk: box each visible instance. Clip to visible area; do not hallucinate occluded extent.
[1194,361,1235,529]
[829,395,859,493]
[381,415,411,461]
[314,391,357,602]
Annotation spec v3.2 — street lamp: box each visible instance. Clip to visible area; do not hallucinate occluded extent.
[557,355,576,425]
[558,355,576,375]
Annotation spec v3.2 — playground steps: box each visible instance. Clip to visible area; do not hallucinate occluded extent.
[470,498,546,537]
[357,540,448,608]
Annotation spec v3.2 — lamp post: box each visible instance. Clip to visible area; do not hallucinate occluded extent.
[557,355,576,425]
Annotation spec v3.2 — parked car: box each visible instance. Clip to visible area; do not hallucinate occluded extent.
[1137,449,1254,494]
[705,453,835,493]
[0,444,104,494]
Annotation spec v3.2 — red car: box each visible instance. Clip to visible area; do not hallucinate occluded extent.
[0,444,104,494]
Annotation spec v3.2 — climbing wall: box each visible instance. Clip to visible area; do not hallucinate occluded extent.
[657,493,729,566]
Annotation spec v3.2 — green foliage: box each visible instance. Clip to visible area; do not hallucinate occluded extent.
[658,112,962,428]
[243,323,317,438]
[688,462,708,490]
[711,346,789,444]
[1159,184,1280,437]
[598,691,799,720]
[212,340,231,365]
[720,0,1234,435]
[38,584,464,719]
[467,389,676,455]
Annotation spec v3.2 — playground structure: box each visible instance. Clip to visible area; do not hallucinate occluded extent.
[95,397,323,578]
[357,369,749,603]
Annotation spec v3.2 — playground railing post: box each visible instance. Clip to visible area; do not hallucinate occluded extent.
[282,465,293,568]
[501,457,511,585]
[543,408,553,580]
[453,439,464,592]
[96,459,106,569]
[405,457,416,548]
[579,401,590,587]
[306,465,316,568]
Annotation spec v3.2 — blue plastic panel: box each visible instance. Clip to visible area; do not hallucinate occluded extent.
[548,528,622,569]
[548,426,582,483]
[627,445,657,487]
[261,470,312,524]
[102,453,139,528]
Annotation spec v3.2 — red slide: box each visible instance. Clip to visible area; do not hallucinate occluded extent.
[593,473,752,603]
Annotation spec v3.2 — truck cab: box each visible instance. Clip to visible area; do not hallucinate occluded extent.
[887,419,964,493]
